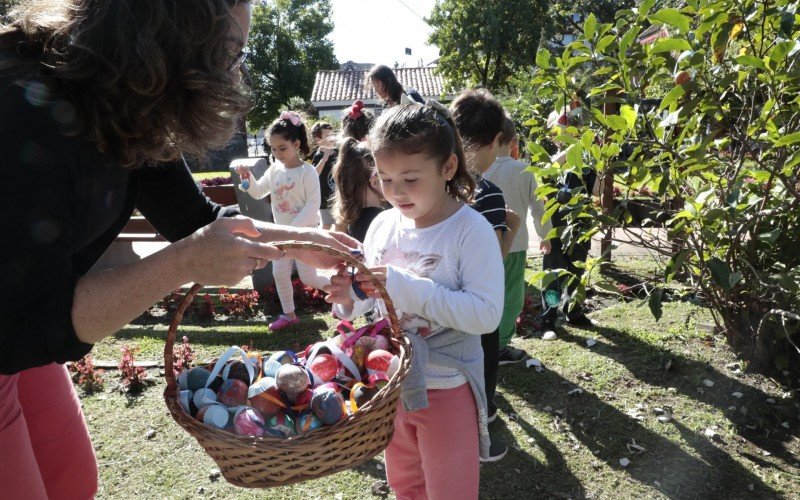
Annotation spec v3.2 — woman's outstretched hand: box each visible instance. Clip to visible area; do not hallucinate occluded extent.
[178,216,281,285]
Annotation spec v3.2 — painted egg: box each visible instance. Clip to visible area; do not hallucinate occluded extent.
[311,386,346,426]
[276,364,310,401]
[248,378,286,418]
[223,361,252,385]
[365,350,394,376]
[262,359,282,379]
[349,382,380,411]
[241,180,250,190]
[197,403,229,429]
[233,406,266,437]
[178,389,193,414]
[268,350,297,366]
[192,387,217,408]
[186,367,211,392]
[177,370,189,391]
[356,334,389,352]
[303,342,332,360]
[295,412,323,434]
[217,379,249,407]
[368,373,390,388]
[265,412,296,438]
[347,344,368,375]
[309,354,339,382]
[290,388,313,413]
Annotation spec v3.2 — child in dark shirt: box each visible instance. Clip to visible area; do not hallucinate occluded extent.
[310,121,337,229]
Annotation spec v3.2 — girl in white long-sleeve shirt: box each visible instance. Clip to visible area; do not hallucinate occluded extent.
[324,103,504,500]
[237,112,329,330]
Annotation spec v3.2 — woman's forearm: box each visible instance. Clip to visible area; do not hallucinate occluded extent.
[71,240,192,344]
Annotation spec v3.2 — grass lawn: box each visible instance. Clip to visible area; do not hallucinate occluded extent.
[192,171,231,181]
[83,258,800,499]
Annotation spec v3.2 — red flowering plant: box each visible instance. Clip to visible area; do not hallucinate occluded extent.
[198,175,232,187]
[173,336,195,374]
[118,345,148,393]
[516,294,544,336]
[219,287,260,318]
[259,279,330,315]
[68,354,105,393]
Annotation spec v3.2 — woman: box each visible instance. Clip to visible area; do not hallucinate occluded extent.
[0,1,356,497]
[366,64,424,108]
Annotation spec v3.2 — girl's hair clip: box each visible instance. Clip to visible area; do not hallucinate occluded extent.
[280,110,301,126]
[347,100,364,120]
[424,98,451,120]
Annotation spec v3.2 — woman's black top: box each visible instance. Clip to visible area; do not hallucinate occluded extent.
[0,74,237,374]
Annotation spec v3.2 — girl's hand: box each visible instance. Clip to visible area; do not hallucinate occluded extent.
[353,266,388,299]
[540,239,552,255]
[323,265,355,307]
[235,166,250,180]
[178,217,281,286]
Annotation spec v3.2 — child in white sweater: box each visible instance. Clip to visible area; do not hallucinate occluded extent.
[237,111,329,330]
[484,115,552,348]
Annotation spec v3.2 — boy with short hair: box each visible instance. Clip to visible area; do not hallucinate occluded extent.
[310,121,337,229]
[484,116,552,355]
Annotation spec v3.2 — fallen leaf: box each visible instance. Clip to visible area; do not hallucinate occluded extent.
[371,480,390,496]
[704,427,718,438]
[568,388,584,396]
[619,457,631,467]
[376,463,384,470]
[782,422,790,429]
[664,359,673,371]
[586,338,597,347]
[732,392,743,398]
[334,493,343,500]
[703,379,714,387]
[145,429,156,440]
[542,331,558,341]
[543,406,553,412]
[657,414,673,423]
[766,398,776,404]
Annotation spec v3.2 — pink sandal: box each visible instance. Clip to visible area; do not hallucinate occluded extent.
[269,315,300,331]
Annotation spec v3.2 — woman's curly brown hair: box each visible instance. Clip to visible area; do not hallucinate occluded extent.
[0,0,252,167]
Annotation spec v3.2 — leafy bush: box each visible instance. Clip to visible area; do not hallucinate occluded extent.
[68,355,105,393]
[525,0,800,377]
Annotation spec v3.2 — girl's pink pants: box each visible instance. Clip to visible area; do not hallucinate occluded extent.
[385,383,479,500]
[0,363,98,499]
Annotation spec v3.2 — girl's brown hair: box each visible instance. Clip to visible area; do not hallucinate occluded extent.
[332,137,379,227]
[369,103,474,202]
[366,64,403,106]
[268,112,311,159]
[449,88,505,150]
[342,100,374,141]
[0,0,252,168]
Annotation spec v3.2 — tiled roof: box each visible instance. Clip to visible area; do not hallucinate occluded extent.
[310,67,450,104]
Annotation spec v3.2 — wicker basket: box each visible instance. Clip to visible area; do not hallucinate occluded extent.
[163,241,412,488]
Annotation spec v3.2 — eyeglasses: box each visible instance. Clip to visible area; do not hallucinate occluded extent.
[227,47,250,73]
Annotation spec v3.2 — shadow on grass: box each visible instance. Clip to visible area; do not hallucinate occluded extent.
[482,396,586,498]
[555,324,798,469]
[498,362,781,498]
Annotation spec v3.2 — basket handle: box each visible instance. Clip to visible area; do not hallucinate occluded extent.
[164,240,403,397]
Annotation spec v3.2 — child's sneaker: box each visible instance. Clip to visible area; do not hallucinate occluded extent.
[480,435,508,463]
[498,345,527,364]
[269,315,300,331]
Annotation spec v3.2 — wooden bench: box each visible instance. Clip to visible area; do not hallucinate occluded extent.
[117,216,166,242]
